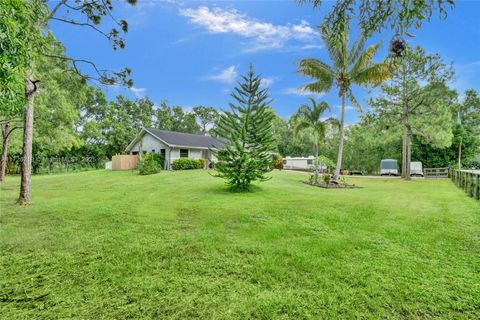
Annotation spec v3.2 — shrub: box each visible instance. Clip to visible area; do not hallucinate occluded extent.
[322,173,332,184]
[339,176,348,186]
[463,161,480,170]
[198,157,206,169]
[274,159,284,170]
[270,153,283,170]
[139,152,162,175]
[172,158,201,170]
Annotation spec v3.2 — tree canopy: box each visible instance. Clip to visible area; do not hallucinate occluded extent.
[297,0,455,37]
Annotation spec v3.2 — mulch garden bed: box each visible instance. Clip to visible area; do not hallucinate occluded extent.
[302,181,363,189]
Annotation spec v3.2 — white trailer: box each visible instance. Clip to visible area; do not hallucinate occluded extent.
[283,156,327,171]
[410,161,424,176]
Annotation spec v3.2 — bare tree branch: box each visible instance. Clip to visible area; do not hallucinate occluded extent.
[50,17,111,40]
[100,0,121,26]
[46,0,68,21]
[6,126,23,139]
[42,53,130,86]
[63,0,100,12]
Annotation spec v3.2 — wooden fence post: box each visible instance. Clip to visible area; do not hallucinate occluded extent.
[468,172,472,197]
[477,174,480,200]
[450,169,480,200]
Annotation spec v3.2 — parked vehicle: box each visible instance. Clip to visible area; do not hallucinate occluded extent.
[380,159,398,176]
[410,161,424,177]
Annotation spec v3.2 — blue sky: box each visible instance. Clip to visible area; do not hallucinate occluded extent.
[49,0,480,124]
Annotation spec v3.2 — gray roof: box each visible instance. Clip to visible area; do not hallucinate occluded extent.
[145,128,226,149]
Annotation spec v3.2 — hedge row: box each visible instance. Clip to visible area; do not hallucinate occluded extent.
[172,158,204,170]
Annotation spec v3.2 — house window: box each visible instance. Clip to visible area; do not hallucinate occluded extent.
[307,159,313,165]
[132,151,138,155]
[180,149,189,158]
[283,160,287,164]
[160,149,166,157]
[152,149,155,153]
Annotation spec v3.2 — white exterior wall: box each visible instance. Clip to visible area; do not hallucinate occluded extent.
[170,147,203,161]
[130,133,169,153]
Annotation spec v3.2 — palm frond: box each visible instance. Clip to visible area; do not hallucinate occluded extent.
[350,42,381,76]
[293,119,312,138]
[296,104,312,120]
[303,81,333,94]
[352,62,391,87]
[346,89,362,113]
[298,59,335,94]
[320,22,348,69]
[313,122,327,143]
[317,101,331,114]
[308,97,317,109]
[326,116,340,128]
[348,35,367,65]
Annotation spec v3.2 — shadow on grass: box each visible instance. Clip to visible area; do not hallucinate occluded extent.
[204,183,264,195]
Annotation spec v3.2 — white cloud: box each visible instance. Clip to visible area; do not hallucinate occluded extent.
[261,77,275,88]
[179,6,317,52]
[283,87,325,97]
[299,44,323,50]
[335,105,356,110]
[130,86,146,98]
[205,66,238,83]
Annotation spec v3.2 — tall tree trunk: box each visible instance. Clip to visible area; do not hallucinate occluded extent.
[334,94,346,180]
[401,127,407,178]
[18,74,37,205]
[314,141,319,181]
[0,120,11,182]
[458,139,462,170]
[405,128,412,180]
[401,65,408,179]
[401,89,409,179]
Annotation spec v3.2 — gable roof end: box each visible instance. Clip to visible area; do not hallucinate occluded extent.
[125,128,226,152]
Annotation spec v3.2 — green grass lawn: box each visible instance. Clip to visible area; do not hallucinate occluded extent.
[1,170,479,319]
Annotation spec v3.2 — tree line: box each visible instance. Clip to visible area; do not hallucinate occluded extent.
[1,34,479,182]
[3,0,479,200]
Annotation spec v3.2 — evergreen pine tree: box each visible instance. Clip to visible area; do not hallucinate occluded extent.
[212,65,275,191]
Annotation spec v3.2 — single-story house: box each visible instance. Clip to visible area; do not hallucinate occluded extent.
[125,128,226,169]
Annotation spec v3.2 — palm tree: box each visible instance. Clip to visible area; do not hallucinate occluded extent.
[293,98,337,179]
[298,22,390,180]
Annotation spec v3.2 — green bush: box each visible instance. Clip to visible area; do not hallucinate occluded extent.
[463,161,480,170]
[270,153,283,170]
[172,158,201,170]
[318,155,335,169]
[274,159,284,170]
[198,157,206,169]
[322,173,332,184]
[139,152,163,175]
